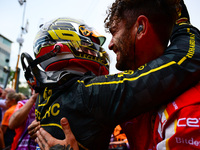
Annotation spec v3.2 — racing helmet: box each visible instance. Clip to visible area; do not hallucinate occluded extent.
[33,17,109,75]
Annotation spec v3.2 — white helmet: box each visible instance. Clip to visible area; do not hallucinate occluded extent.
[33,17,109,75]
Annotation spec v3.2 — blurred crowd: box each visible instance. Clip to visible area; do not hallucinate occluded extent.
[0,86,36,150]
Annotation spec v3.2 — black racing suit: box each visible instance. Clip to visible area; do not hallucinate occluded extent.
[35,22,200,149]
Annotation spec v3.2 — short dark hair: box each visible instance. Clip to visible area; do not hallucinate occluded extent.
[104,0,181,45]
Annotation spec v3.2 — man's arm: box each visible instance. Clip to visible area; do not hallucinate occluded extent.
[9,93,38,129]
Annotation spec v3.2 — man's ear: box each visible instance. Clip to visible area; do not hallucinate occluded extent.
[135,15,149,39]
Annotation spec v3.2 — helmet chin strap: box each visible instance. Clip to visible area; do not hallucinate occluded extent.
[30,43,62,68]
[21,44,84,92]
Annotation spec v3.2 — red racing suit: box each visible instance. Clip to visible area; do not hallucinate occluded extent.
[153,82,200,150]
[121,82,200,150]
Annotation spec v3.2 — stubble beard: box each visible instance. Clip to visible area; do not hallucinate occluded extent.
[115,32,135,71]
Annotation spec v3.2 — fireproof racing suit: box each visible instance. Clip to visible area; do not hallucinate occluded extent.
[121,83,200,150]
[153,82,200,150]
[35,19,200,149]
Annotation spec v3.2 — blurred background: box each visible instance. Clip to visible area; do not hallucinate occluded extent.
[0,0,199,94]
